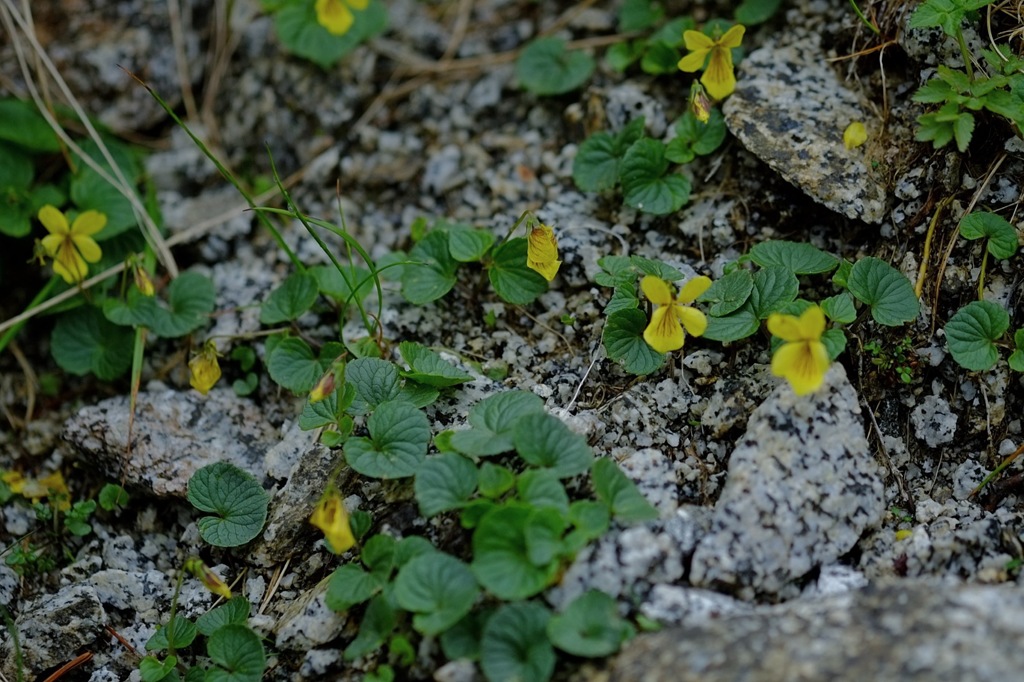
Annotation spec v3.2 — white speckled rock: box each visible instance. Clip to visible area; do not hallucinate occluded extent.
[275,576,347,651]
[912,394,958,448]
[690,364,885,599]
[723,31,887,223]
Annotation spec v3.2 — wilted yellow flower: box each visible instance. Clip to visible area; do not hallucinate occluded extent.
[689,82,713,124]
[309,371,337,404]
[132,263,155,296]
[38,205,105,284]
[641,275,711,353]
[3,470,71,511]
[767,306,830,395]
[188,340,221,395]
[310,489,356,554]
[526,223,561,281]
[184,557,232,600]
[843,121,868,150]
[315,0,368,36]
[678,24,745,101]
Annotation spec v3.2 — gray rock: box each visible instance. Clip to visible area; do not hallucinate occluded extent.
[63,388,279,496]
[275,576,347,651]
[690,364,885,599]
[911,395,957,448]
[611,580,1024,682]
[604,83,668,139]
[1,583,106,678]
[723,32,887,223]
[639,584,752,627]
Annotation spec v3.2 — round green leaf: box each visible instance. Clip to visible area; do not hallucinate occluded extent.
[150,271,216,337]
[959,211,1018,259]
[749,265,799,319]
[346,357,402,414]
[591,458,658,522]
[488,237,549,305]
[260,272,319,325]
[602,308,666,375]
[69,166,140,240]
[450,390,546,457]
[516,469,570,514]
[402,230,459,304]
[1009,328,1024,373]
[749,240,838,274]
[568,500,610,541]
[98,483,130,511]
[440,609,490,661]
[472,506,561,600]
[398,341,472,387]
[196,598,251,636]
[415,452,479,517]
[311,264,374,305]
[344,400,431,479]
[735,0,783,25]
[548,590,634,657]
[146,615,197,651]
[326,565,385,611]
[698,269,753,317]
[448,227,495,262]
[478,463,516,498]
[701,304,760,342]
[267,336,322,394]
[480,602,555,682]
[51,306,134,380]
[0,99,60,152]
[620,139,691,215]
[820,292,857,324]
[299,390,340,430]
[517,37,595,96]
[630,255,685,282]
[573,132,622,192]
[667,108,727,162]
[945,300,1009,371]
[187,462,269,548]
[206,624,266,682]
[847,257,920,326]
[344,595,396,661]
[640,41,682,74]
[513,412,594,478]
[394,553,480,636]
[821,327,848,361]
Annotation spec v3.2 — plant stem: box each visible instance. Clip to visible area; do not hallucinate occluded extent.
[848,0,880,36]
[977,248,988,300]
[0,276,58,357]
[955,27,974,80]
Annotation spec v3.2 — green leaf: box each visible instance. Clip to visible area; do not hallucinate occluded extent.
[400,381,441,408]
[517,37,595,96]
[267,337,322,394]
[639,42,682,75]
[346,357,402,414]
[602,308,666,375]
[945,300,1009,371]
[205,624,266,682]
[591,458,658,522]
[548,590,634,657]
[401,230,458,305]
[1009,328,1024,373]
[187,462,269,548]
[631,255,685,282]
[820,293,857,324]
[449,390,546,457]
[146,615,197,651]
[478,463,516,498]
[414,452,479,517]
[299,389,340,430]
[749,240,838,274]
[311,264,375,305]
[909,0,960,36]
[959,211,1018,259]
[734,0,783,24]
[448,226,495,262]
[488,237,549,305]
[344,594,395,661]
[832,259,853,287]
[326,565,385,611]
[699,269,753,317]
[196,598,251,636]
[573,119,646,192]
[98,483,130,511]
[345,400,431,478]
[606,40,642,72]
[568,500,610,541]
[618,0,663,31]
[398,341,472,387]
[274,0,388,69]
[749,265,799,319]
[139,655,177,682]
[0,99,60,151]
[702,304,760,342]
[151,271,216,337]
[472,505,561,600]
[395,536,436,567]
[606,285,641,314]
[260,272,319,324]
[847,257,920,326]
[480,602,555,682]
[394,553,480,636]
[69,166,141,240]
[362,534,398,575]
[516,469,570,514]
[666,109,727,163]
[513,412,594,478]
[440,609,490,661]
[523,507,568,567]
[620,139,691,215]
[51,306,134,380]
[821,328,847,361]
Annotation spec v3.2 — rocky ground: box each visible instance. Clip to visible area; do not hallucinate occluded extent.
[1,0,1023,680]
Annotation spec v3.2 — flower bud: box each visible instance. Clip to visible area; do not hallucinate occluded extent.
[689,82,713,124]
[188,340,221,395]
[184,557,232,600]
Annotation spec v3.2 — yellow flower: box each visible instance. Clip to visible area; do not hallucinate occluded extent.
[767,305,830,395]
[310,489,356,554]
[132,263,155,297]
[678,24,745,101]
[38,205,105,284]
[527,223,561,281]
[689,82,713,124]
[3,470,71,511]
[188,340,221,395]
[843,121,868,150]
[184,557,232,600]
[315,0,368,36]
[641,275,711,353]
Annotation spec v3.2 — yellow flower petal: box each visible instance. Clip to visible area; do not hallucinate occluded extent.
[719,24,746,49]
[682,30,714,51]
[640,275,674,306]
[843,121,868,149]
[71,210,107,237]
[38,205,69,235]
[644,305,685,353]
[675,305,708,337]
[526,224,560,281]
[347,0,369,10]
[310,491,356,554]
[316,0,354,35]
[678,275,712,303]
[40,234,64,256]
[767,306,825,343]
[529,258,561,282]
[701,47,737,100]
[794,305,826,338]
[72,234,102,263]
[771,340,830,395]
[52,242,88,283]
[677,49,709,73]
[189,342,222,395]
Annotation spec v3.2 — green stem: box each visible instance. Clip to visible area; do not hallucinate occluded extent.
[166,569,185,657]
[977,248,988,300]
[500,210,535,245]
[848,0,880,36]
[0,277,59,357]
[955,27,974,80]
